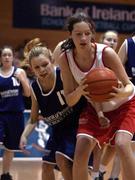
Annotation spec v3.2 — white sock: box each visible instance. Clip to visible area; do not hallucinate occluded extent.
[99,164,106,172]
[91,171,99,179]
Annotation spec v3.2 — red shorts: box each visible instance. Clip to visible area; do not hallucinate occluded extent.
[77,96,135,146]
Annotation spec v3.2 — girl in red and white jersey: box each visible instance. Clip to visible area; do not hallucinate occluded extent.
[58,12,135,180]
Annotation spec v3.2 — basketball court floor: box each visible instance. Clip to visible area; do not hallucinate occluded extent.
[0,157,122,180]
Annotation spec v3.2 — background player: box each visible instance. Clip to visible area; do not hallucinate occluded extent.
[0,45,30,180]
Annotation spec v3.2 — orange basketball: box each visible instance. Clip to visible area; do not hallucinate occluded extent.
[85,67,118,102]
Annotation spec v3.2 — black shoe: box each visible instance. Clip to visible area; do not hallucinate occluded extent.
[99,171,106,180]
[0,173,13,180]
[94,177,100,180]
[108,178,119,180]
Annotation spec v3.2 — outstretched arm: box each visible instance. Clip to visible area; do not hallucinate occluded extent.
[20,88,39,149]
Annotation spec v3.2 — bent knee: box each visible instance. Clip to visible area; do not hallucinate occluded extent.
[115,133,132,151]
[42,162,54,171]
[56,154,71,166]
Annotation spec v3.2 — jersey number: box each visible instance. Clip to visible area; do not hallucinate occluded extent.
[57,90,65,105]
[12,77,20,86]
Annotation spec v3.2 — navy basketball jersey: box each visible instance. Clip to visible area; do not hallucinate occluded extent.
[31,67,73,126]
[31,67,86,127]
[0,67,25,112]
[125,38,135,85]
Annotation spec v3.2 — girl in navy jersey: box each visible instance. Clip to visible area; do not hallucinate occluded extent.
[118,35,135,83]
[0,46,30,180]
[19,38,86,180]
[58,12,135,180]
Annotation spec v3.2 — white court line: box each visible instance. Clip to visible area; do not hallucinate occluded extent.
[0,157,42,161]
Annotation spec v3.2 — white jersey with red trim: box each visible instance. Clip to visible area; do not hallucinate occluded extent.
[65,43,135,112]
[66,43,106,84]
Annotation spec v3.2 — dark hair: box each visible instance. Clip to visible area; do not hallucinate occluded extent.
[61,12,95,51]
[0,45,14,57]
[0,45,14,67]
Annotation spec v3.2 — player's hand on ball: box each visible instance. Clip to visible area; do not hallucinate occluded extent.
[110,81,130,98]
[77,78,89,96]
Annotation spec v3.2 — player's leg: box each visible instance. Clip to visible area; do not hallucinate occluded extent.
[55,127,75,180]
[108,154,120,180]
[42,131,57,180]
[1,113,24,180]
[73,136,96,180]
[100,145,115,168]
[56,153,72,180]
[54,168,63,180]
[131,135,135,153]
[108,138,135,180]
[42,162,55,180]
[1,150,14,180]
[91,145,103,179]
[115,132,135,180]
[99,145,116,180]
[2,150,14,173]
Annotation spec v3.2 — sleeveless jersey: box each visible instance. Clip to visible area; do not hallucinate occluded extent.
[66,43,135,112]
[66,43,106,84]
[125,37,135,85]
[31,67,84,126]
[0,66,25,112]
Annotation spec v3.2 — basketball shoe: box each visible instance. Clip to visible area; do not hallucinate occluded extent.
[99,171,106,180]
[0,173,13,180]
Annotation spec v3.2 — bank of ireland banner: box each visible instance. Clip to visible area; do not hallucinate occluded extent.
[13,0,135,33]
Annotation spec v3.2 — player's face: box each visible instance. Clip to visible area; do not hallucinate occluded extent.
[1,48,14,67]
[71,21,92,50]
[102,32,118,51]
[31,54,53,79]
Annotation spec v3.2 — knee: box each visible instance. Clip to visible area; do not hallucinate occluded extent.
[42,162,54,172]
[115,135,131,153]
[115,140,126,152]
[74,137,95,165]
[56,154,72,170]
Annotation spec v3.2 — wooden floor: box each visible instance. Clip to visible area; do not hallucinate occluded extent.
[0,158,42,180]
[0,158,122,180]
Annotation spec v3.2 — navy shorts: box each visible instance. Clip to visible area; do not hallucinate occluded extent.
[42,126,77,164]
[0,112,24,150]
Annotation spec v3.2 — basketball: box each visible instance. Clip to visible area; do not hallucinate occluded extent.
[85,67,118,102]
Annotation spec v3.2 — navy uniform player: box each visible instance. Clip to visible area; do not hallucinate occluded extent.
[0,46,30,180]
[119,35,135,84]
[19,38,87,180]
